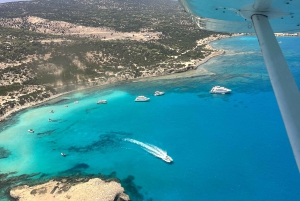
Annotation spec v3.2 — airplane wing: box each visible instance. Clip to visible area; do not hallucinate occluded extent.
[179,0,300,33]
[179,0,300,172]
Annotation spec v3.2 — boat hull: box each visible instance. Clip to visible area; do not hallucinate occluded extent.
[210,91,231,94]
[135,99,150,102]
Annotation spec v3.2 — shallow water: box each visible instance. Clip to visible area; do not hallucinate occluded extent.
[1,36,300,200]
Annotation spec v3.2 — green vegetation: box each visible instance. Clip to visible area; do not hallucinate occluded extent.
[0,0,226,115]
[0,84,22,96]
[0,26,55,62]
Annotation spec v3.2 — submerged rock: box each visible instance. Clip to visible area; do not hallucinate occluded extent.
[0,147,11,159]
[10,178,130,201]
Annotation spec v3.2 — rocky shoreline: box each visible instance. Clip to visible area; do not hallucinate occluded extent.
[0,34,238,123]
[10,177,130,201]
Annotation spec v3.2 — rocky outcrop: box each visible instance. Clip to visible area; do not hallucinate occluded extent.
[10,178,130,201]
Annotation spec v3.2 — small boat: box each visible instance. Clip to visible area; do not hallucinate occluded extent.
[64,105,68,107]
[28,129,34,133]
[48,118,52,122]
[50,110,54,113]
[74,101,78,104]
[154,91,165,96]
[61,152,66,157]
[210,86,231,94]
[161,154,173,163]
[97,100,107,104]
[135,96,150,102]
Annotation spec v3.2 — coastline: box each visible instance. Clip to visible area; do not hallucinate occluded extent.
[0,34,237,123]
[9,177,130,201]
[2,33,297,200]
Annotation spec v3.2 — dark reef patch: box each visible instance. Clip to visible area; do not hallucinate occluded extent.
[38,173,49,179]
[49,119,64,123]
[61,163,90,174]
[59,121,79,133]
[121,175,144,201]
[0,171,40,200]
[68,131,132,153]
[1,170,145,201]
[85,107,98,114]
[48,140,57,144]
[40,98,70,107]
[36,129,58,136]
[52,98,70,105]
[0,147,11,159]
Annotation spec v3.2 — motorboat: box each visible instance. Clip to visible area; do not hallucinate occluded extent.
[97,100,107,104]
[64,105,68,107]
[48,118,52,122]
[161,154,173,163]
[49,110,54,113]
[135,96,150,102]
[154,91,165,96]
[28,129,34,133]
[61,152,66,157]
[74,101,78,104]
[210,86,231,94]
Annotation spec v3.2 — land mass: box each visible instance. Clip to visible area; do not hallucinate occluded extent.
[0,0,235,121]
[10,178,130,201]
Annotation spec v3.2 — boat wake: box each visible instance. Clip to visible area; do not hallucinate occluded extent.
[124,138,173,163]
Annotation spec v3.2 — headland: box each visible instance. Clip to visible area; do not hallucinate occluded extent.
[10,178,129,201]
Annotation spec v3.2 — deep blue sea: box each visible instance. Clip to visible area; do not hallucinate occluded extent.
[1,36,300,200]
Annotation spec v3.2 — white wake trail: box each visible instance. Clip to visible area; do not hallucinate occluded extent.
[124,138,172,162]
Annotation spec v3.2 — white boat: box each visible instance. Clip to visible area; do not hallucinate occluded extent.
[28,129,34,133]
[61,152,66,157]
[135,96,150,102]
[49,110,54,113]
[74,101,78,104]
[210,86,231,94]
[161,154,173,163]
[97,100,107,104]
[48,118,52,122]
[154,91,165,96]
[124,138,173,163]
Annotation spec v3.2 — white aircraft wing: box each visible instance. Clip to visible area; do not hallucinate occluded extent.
[179,0,300,33]
[179,0,300,172]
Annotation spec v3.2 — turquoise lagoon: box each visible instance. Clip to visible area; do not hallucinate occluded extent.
[1,36,300,200]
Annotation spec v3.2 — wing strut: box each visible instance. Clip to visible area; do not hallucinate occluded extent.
[252,14,300,172]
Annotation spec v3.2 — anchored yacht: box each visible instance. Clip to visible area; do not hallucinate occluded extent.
[97,100,107,104]
[135,96,150,102]
[154,91,165,96]
[210,86,231,94]
[28,129,34,133]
